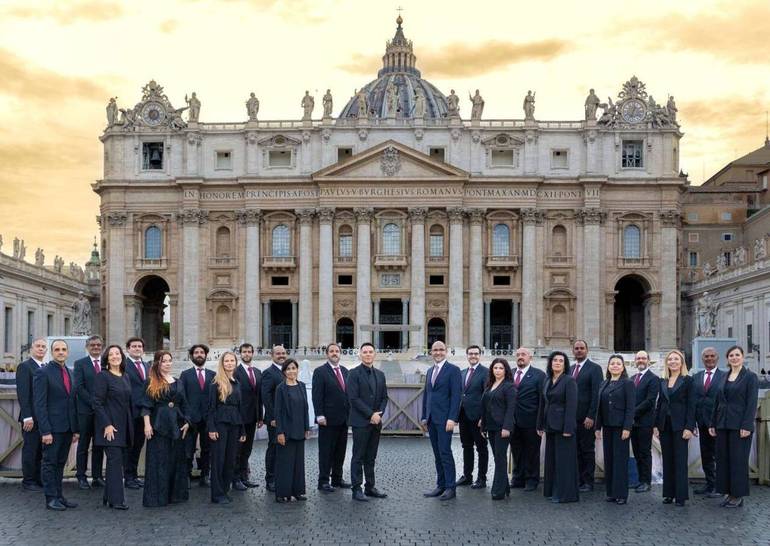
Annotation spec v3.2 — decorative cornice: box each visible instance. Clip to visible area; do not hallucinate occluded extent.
[447,207,465,223]
[466,208,486,225]
[296,208,316,225]
[576,208,606,226]
[354,207,374,223]
[659,209,682,228]
[235,209,263,225]
[408,207,428,223]
[105,212,128,227]
[521,208,545,225]
[177,208,209,225]
[317,208,335,224]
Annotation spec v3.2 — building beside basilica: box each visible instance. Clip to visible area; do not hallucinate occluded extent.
[95,17,685,354]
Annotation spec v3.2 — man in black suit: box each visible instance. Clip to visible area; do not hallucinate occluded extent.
[692,346,724,498]
[630,350,659,493]
[347,342,388,502]
[73,335,105,490]
[233,342,263,490]
[456,345,488,489]
[260,344,287,492]
[122,336,148,489]
[16,337,47,492]
[510,346,546,491]
[312,342,351,492]
[33,339,79,510]
[571,339,603,492]
[180,344,215,487]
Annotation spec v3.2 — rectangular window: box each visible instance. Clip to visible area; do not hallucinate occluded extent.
[492,275,511,286]
[27,311,34,343]
[688,251,698,267]
[551,149,568,169]
[428,275,444,285]
[621,140,643,168]
[271,276,289,286]
[429,234,443,257]
[727,326,733,338]
[721,233,733,242]
[687,212,699,222]
[215,151,232,170]
[337,274,353,286]
[339,234,353,257]
[64,317,71,336]
[429,147,445,162]
[721,211,733,221]
[142,142,164,170]
[337,147,353,161]
[723,252,731,267]
[747,324,753,350]
[4,307,12,353]
[688,233,699,243]
[47,314,53,336]
[490,149,514,167]
[268,150,292,167]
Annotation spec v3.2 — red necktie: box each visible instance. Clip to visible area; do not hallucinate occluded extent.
[572,364,581,379]
[197,368,205,390]
[334,367,345,391]
[515,369,523,387]
[93,359,101,374]
[465,367,474,388]
[704,371,712,391]
[61,366,71,395]
[135,360,145,381]
[248,367,256,388]
[634,374,641,388]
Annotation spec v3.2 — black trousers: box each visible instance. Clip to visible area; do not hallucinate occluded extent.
[317,423,348,486]
[575,423,596,487]
[459,408,488,481]
[543,431,579,503]
[264,424,277,485]
[41,432,72,500]
[510,425,541,486]
[660,423,690,502]
[185,420,211,477]
[602,427,629,500]
[487,430,510,497]
[697,424,716,489]
[235,421,257,482]
[103,446,125,506]
[276,438,306,498]
[715,429,752,498]
[21,426,43,486]
[350,424,381,492]
[631,426,653,485]
[210,423,240,500]
[76,413,104,480]
[124,415,145,481]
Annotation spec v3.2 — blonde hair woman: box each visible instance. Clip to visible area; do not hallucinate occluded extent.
[654,349,695,506]
[207,351,246,504]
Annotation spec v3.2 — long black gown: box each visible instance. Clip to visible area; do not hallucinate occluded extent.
[141,380,190,507]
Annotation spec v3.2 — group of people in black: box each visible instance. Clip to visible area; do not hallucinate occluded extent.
[16,334,758,511]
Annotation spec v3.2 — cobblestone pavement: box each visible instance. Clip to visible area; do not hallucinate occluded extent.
[1,437,768,545]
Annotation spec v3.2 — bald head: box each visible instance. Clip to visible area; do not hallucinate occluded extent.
[634,350,649,371]
[431,341,447,363]
[515,347,532,368]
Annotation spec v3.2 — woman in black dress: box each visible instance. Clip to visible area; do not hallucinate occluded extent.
[595,354,635,505]
[93,344,133,510]
[208,351,246,504]
[480,358,516,500]
[538,350,579,504]
[654,349,695,507]
[142,350,190,508]
[274,358,310,503]
[709,345,759,508]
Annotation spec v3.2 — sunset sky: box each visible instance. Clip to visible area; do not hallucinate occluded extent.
[1,0,768,264]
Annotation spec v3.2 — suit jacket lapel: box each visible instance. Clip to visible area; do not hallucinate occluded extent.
[660,378,670,401]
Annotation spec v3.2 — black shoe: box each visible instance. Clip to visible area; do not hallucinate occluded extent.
[439,489,456,501]
[471,480,487,489]
[22,483,42,492]
[77,478,91,490]
[125,480,142,490]
[694,484,713,495]
[211,496,231,504]
[109,503,129,510]
[523,483,537,492]
[232,480,248,491]
[318,484,336,493]
[265,482,276,492]
[724,498,743,508]
[275,496,290,503]
[365,488,387,499]
[662,497,673,504]
[423,487,445,498]
[46,499,66,511]
[91,478,106,488]
[456,475,473,486]
[578,484,593,493]
[134,478,145,486]
[243,479,260,488]
[706,491,723,499]
[199,476,210,487]
[628,482,641,489]
[719,495,731,507]
[332,480,352,489]
[605,496,617,502]
[59,497,78,508]
[616,498,627,505]
[491,493,506,500]
[674,500,686,507]
[294,494,307,501]
[635,483,651,493]
[352,489,369,502]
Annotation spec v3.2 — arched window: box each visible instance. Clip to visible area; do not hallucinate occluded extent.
[335,317,354,349]
[144,226,162,259]
[215,304,231,337]
[429,224,444,257]
[552,304,568,336]
[382,223,401,255]
[492,224,510,256]
[272,224,290,257]
[338,225,353,258]
[623,225,641,258]
[215,226,231,257]
[552,225,567,256]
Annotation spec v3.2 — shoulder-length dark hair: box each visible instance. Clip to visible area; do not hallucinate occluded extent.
[605,353,629,380]
[485,357,513,388]
[101,344,126,374]
[147,350,173,400]
[546,350,571,378]
[282,358,299,376]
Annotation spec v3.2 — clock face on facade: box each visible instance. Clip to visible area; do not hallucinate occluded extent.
[621,99,646,124]
[141,102,166,126]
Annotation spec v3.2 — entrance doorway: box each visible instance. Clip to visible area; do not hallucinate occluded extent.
[269,300,293,349]
[135,275,170,352]
[613,275,649,351]
[378,299,403,350]
[336,318,354,349]
[427,317,446,347]
[490,300,513,350]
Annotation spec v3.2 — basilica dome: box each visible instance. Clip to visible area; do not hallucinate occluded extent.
[338,16,449,120]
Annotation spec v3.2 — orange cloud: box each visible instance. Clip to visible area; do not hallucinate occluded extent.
[159,19,179,33]
[5,0,125,24]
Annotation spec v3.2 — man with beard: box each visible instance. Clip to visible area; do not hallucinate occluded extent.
[510,347,546,491]
[691,347,723,498]
[571,339,603,492]
[260,344,287,492]
[630,350,659,493]
[233,343,263,490]
[180,344,215,486]
[17,337,48,491]
[123,337,149,489]
[456,345,488,489]
[73,335,105,489]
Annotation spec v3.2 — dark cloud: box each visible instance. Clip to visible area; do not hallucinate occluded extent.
[6,1,125,24]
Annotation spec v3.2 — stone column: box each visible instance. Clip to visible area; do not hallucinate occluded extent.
[317,208,335,346]
[659,210,681,350]
[577,208,606,348]
[484,299,491,349]
[179,208,207,348]
[237,209,262,346]
[409,207,427,350]
[296,209,315,348]
[447,207,465,347]
[520,208,542,348]
[262,301,270,348]
[291,299,298,349]
[372,298,380,348]
[511,301,519,350]
[355,208,373,345]
[104,212,127,344]
[467,209,484,346]
[401,297,409,350]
